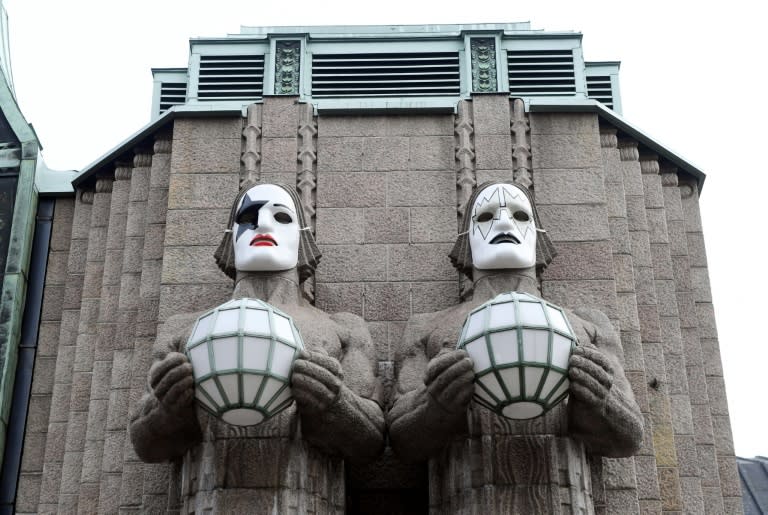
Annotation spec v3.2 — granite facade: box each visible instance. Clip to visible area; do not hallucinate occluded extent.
[15,97,739,514]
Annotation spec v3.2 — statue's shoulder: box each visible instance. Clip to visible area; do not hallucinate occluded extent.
[156,310,206,354]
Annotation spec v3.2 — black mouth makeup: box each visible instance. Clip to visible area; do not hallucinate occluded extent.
[490,232,520,245]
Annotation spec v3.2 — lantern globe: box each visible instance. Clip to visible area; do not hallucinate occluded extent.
[185,298,304,426]
[456,291,577,420]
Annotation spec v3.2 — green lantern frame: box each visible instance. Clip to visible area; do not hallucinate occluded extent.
[185,298,304,426]
[456,292,578,420]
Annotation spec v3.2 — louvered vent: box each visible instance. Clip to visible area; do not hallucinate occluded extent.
[586,75,614,109]
[312,52,460,98]
[507,49,576,96]
[159,82,187,113]
[198,54,265,100]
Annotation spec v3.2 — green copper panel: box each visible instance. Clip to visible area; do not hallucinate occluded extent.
[275,40,301,95]
[470,37,497,93]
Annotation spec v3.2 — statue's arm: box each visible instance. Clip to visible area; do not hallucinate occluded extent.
[387,314,474,463]
[567,308,643,457]
[128,315,203,463]
[291,312,385,464]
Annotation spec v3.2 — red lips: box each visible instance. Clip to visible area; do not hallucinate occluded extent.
[250,234,277,247]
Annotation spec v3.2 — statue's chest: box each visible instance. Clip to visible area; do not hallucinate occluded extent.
[291,312,343,359]
[425,306,475,359]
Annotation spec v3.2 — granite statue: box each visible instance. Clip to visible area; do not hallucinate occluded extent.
[388,182,643,512]
[129,182,385,512]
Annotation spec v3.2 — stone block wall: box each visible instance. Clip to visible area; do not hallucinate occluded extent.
[15,95,740,514]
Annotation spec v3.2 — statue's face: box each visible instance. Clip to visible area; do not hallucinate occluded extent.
[232,184,300,272]
[469,183,536,270]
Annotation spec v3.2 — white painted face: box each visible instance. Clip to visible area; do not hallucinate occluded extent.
[232,184,300,272]
[469,184,536,270]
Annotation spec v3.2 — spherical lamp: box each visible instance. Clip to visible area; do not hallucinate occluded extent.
[185,298,304,426]
[457,292,577,420]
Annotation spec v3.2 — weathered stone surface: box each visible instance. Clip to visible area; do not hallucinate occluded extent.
[609,217,631,255]
[641,174,664,209]
[530,112,598,136]
[317,137,363,172]
[408,136,454,171]
[542,280,617,319]
[364,282,411,321]
[537,204,610,242]
[535,169,606,205]
[685,233,708,268]
[316,208,365,244]
[531,133,602,169]
[158,283,232,321]
[541,241,613,281]
[167,174,239,209]
[388,171,455,207]
[173,117,241,140]
[170,137,242,174]
[634,454,661,499]
[388,244,454,281]
[410,207,456,243]
[315,283,364,317]
[161,246,229,284]
[16,473,41,513]
[363,208,408,244]
[363,137,409,171]
[474,134,513,170]
[260,137,299,173]
[411,281,459,314]
[317,172,387,208]
[645,211,668,247]
[316,244,388,282]
[164,209,228,246]
[472,94,511,135]
[658,466,682,511]
[475,169,515,185]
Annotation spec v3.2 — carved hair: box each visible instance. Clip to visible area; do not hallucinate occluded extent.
[214,182,322,283]
[449,181,556,280]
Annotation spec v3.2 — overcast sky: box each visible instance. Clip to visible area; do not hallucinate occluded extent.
[4,0,765,458]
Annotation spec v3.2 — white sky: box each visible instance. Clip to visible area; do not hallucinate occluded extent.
[4,0,766,458]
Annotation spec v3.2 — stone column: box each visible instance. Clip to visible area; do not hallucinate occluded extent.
[58,177,112,511]
[37,194,91,513]
[660,166,707,513]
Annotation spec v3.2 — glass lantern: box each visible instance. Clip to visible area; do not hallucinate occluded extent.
[457,292,578,420]
[185,298,304,426]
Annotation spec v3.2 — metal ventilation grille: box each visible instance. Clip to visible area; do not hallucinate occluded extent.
[586,75,614,109]
[312,52,460,98]
[159,82,187,113]
[507,49,576,96]
[198,54,265,100]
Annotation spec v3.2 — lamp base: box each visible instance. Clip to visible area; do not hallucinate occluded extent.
[221,408,265,426]
[501,401,544,420]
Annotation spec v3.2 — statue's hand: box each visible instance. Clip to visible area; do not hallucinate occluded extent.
[424,349,475,414]
[149,351,195,414]
[568,345,614,408]
[292,350,344,414]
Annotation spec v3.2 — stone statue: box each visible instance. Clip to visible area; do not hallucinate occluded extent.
[129,182,385,513]
[388,182,643,512]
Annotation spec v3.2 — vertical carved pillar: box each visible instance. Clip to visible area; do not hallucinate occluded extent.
[678,176,737,513]
[454,100,476,222]
[510,98,532,189]
[241,104,263,184]
[58,177,112,511]
[37,193,92,513]
[297,102,318,227]
[74,165,129,512]
[660,165,708,513]
[599,126,643,514]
